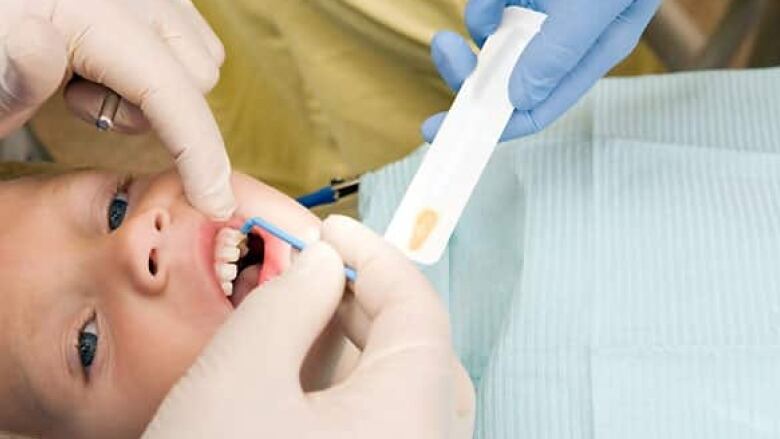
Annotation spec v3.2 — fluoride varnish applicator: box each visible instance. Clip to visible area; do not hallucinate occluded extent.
[240,217,357,282]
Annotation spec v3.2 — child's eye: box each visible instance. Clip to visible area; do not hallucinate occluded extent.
[107,179,131,231]
[77,318,99,373]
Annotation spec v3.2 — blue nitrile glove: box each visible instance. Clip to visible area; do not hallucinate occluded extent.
[422,0,661,142]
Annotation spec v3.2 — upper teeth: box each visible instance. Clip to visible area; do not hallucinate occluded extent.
[215,227,245,297]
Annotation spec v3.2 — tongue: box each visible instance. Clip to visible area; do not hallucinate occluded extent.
[230,264,261,307]
[229,229,292,308]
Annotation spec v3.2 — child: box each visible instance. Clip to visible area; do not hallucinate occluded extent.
[0,167,357,438]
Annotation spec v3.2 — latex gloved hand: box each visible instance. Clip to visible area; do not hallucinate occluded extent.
[422,0,661,142]
[0,0,234,218]
[143,216,475,438]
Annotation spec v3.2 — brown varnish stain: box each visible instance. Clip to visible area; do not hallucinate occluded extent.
[409,208,439,251]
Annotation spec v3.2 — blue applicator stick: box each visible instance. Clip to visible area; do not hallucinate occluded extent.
[240,217,357,282]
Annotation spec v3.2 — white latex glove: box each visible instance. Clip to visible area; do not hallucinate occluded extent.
[0,0,235,219]
[143,216,475,439]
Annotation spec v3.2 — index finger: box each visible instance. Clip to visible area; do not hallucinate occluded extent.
[464,0,507,46]
[50,0,234,218]
[320,216,452,354]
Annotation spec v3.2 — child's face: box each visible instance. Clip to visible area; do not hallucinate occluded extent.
[0,169,319,438]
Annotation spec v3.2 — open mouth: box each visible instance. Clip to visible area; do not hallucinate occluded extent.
[213,227,264,308]
[213,225,290,308]
[230,232,264,307]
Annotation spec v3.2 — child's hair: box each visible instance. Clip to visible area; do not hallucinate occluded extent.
[0,162,85,181]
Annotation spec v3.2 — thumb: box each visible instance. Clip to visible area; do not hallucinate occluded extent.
[214,241,345,390]
[0,17,67,136]
[145,242,345,438]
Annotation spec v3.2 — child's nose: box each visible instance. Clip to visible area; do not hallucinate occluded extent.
[117,208,171,295]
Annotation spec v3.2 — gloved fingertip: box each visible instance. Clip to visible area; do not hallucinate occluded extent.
[206,196,236,221]
[464,0,501,47]
[320,216,366,254]
[299,226,322,245]
[322,214,360,235]
[476,22,498,47]
[320,215,392,274]
[291,240,343,277]
[421,112,447,143]
[195,62,221,93]
[500,110,539,141]
[509,64,558,113]
[203,35,226,67]
[284,241,345,300]
[188,177,236,221]
[430,32,449,67]
[431,31,476,92]
[297,239,338,261]
[430,34,447,68]
[508,75,538,112]
[431,30,466,51]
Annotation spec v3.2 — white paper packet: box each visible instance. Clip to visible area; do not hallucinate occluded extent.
[384,6,546,264]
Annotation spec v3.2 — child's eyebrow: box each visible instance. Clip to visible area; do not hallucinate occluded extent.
[61,172,121,236]
[9,286,72,431]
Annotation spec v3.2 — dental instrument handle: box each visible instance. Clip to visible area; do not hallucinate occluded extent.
[96,90,121,131]
[240,217,357,282]
[296,177,361,209]
[297,186,336,209]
